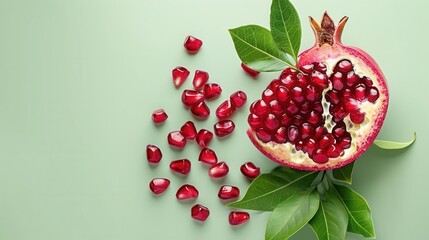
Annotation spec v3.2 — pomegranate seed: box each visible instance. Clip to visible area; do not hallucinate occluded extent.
[305,85,320,102]
[338,136,352,149]
[292,86,304,102]
[333,122,346,137]
[176,184,199,200]
[248,114,262,130]
[191,204,210,222]
[313,150,329,163]
[326,144,342,158]
[214,120,235,137]
[319,134,335,149]
[218,185,240,200]
[296,73,308,85]
[241,63,260,77]
[281,114,291,125]
[344,98,360,112]
[172,66,190,88]
[280,74,295,88]
[274,127,287,143]
[180,121,197,140]
[288,125,299,143]
[251,99,269,117]
[335,59,353,73]
[168,131,186,149]
[191,101,210,119]
[182,90,205,107]
[314,62,327,72]
[256,128,272,143]
[193,70,209,90]
[264,114,280,131]
[286,100,299,115]
[240,162,260,179]
[363,76,373,87]
[354,83,367,101]
[196,129,213,148]
[203,83,222,100]
[311,71,328,88]
[326,90,341,105]
[229,211,250,225]
[169,159,191,175]
[276,86,289,102]
[300,123,313,139]
[230,91,247,108]
[269,100,283,116]
[198,148,218,165]
[269,79,280,89]
[151,109,168,124]
[216,100,236,120]
[305,138,317,156]
[350,111,365,124]
[149,178,170,195]
[146,144,162,163]
[300,64,314,74]
[183,35,203,54]
[314,126,327,139]
[307,111,321,125]
[331,72,344,91]
[346,71,359,86]
[208,162,229,178]
[367,87,379,103]
[263,89,276,103]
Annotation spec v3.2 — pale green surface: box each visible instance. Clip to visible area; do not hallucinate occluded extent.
[0,0,427,239]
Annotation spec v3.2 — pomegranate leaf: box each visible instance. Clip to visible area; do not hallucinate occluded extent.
[228,25,295,72]
[332,162,354,185]
[373,132,416,149]
[227,166,319,211]
[270,0,301,62]
[266,188,319,240]
[333,184,376,238]
[309,181,348,240]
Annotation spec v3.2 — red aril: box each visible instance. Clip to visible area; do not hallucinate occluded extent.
[176,184,199,200]
[191,204,210,222]
[208,162,229,178]
[216,100,236,120]
[151,109,168,124]
[181,90,205,107]
[214,120,235,137]
[247,13,388,170]
[218,185,240,200]
[241,63,260,78]
[180,121,197,140]
[229,211,250,225]
[172,66,190,88]
[230,91,247,108]
[149,178,170,195]
[196,129,213,148]
[146,144,162,164]
[192,70,209,90]
[184,35,203,54]
[203,83,223,100]
[240,162,260,179]
[167,131,186,149]
[198,148,218,165]
[169,159,191,175]
[190,101,210,119]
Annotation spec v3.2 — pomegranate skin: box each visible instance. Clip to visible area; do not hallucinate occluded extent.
[247,14,389,171]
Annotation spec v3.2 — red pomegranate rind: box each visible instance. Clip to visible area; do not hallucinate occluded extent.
[169,159,191,175]
[247,14,388,170]
[191,204,210,222]
[214,120,235,137]
[152,109,168,124]
[241,63,260,78]
[184,36,203,54]
[193,70,209,90]
[172,66,190,88]
[149,178,170,195]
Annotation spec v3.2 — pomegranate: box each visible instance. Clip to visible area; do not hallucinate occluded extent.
[176,184,199,200]
[191,101,210,119]
[184,35,203,54]
[182,90,205,107]
[230,91,247,108]
[193,70,209,90]
[146,144,162,164]
[167,131,187,149]
[149,178,170,195]
[218,185,240,200]
[214,120,235,137]
[180,121,197,140]
[172,66,190,88]
[240,162,260,179]
[191,204,210,222]
[229,211,250,225]
[208,162,229,178]
[247,13,388,170]
[216,99,236,120]
[169,159,191,175]
[198,148,218,165]
[151,109,168,124]
[196,129,213,148]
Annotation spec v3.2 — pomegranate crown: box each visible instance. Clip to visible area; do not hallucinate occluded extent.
[309,12,349,46]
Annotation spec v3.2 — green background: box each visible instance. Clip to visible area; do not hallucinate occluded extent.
[0,0,426,239]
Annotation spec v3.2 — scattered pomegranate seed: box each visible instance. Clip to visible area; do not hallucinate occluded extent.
[149,178,170,195]
[208,162,229,178]
[151,109,168,124]
[218,185,240,200]
[176,184,199,200]
[184,36,203,54]
[216,100,236,120]
[182,90,205,107]
[350,111,365,124]
[169,159,191,175]
[167,131,186,149]
[146,144,162,164]
[191,204,210,222]
[230,91,247,108]
[193,70,209,90]
[172,66,190,88]
[241,63,260,78]
[203,83,222,100]
[191,101,210,119]
[214,120,235,137]
[240,162,260,179]
[197,148,218,166]
[229,211,250,225]
[180,121,197,140]
[196,129,213,148]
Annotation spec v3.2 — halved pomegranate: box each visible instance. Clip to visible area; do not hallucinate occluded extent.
[247,13,388,170]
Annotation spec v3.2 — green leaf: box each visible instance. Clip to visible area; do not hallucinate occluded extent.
[228,167,319,211]
[265,188,320,240]
[228,25,295,72]
[332,162,354,185]
[309,182,348,240]
[334,184,376,238]
[373,132,416,149]
[270,0,301,62]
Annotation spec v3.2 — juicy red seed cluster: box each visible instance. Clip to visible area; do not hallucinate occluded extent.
[152,109,168,124]
[241,63,260,78]
[216,91,247,120]
[249,60,380,164]
[184,35,203,54]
